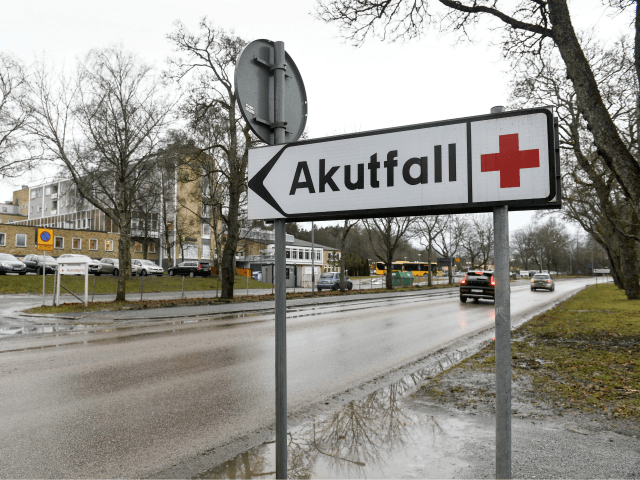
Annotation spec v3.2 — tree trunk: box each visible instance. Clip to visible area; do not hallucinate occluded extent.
[340,253,347,292]
[116,217,132,302]
[385,254,393,290]
[620,235,640,300]
[221,185,240,300]
[549,0,640,209]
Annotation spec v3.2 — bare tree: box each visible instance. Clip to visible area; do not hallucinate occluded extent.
[167,19,253,300]
[0,53,32,178]
[26,47,175,301]
[317,1,640,218]
[364,217,414,289]
[412,216,447,286]
[510,36,640,298]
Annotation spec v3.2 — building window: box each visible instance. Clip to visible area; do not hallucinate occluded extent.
[316,251,321,261]
[105,240,113,251]
[0,233,5,246]
[2,207,6,213]
[167,222,173,231]
[72,237,81,249]
[54,236,64,249]
[15,234,27,247]
[134,242,142,253]
[45,186,51,195]
[37,205,42,212]
[89,238,98,251]
[286,249,291,259]
[292,250,297,259]
[148,243,156,254]
[202,223,211,236]
[305,251,309,260]
[31,190,36,199]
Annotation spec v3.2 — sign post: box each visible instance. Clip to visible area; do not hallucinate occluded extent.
[36,228,54,306]
[236,38,307,480]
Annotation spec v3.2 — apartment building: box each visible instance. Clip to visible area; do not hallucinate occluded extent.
[4,178,342,276]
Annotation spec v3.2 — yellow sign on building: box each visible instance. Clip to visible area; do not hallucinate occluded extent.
[36,228,54,251]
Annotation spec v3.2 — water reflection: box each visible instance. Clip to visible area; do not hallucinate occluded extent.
[196,351,464,479]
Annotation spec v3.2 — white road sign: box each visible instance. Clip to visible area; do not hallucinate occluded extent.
[60,262,88,275]
[593,269,610,274]
[248,108,558,221]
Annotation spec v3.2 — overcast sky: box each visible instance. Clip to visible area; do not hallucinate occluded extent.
[1,0,630,235]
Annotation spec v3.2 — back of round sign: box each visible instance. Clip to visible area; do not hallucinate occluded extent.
[235,39,308,145]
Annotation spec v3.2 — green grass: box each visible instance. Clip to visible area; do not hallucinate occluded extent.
[512,284,640,418]
[0,273,272,295]
[24,281,457,314]
[420,284,639,420]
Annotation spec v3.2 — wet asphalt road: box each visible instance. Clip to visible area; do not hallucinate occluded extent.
[0,278,594,478]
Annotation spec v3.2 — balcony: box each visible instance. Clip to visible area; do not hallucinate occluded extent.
[51,209,57,215]
[51,193,58,200]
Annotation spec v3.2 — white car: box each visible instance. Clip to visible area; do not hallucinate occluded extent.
[57,254,102,275]
[132,259,164,277]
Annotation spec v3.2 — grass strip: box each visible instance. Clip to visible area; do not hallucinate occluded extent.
[25,283,456,314]
[417,284,640,428]
[0,274,271,295]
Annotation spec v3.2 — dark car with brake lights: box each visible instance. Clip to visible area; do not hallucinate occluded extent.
[168,261,211,278]
[0,253,27,275]
[459,270,495,303]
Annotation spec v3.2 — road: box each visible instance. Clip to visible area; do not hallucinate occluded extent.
[0,278,593,478]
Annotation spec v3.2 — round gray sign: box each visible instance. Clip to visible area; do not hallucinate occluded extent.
[235,39,308,145]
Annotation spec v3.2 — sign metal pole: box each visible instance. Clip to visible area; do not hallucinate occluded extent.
[84,263,89,307]
[489,106,512,479]
[494,204,511,478]
[42,250,46,306]
[273,40,288,480]
[311,222,315,296]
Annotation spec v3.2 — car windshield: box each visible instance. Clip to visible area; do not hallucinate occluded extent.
[140,260,156,266]
[36,256,58,263]
[320,273,334,279]
[0,254,19,261]
[62,255,91,262]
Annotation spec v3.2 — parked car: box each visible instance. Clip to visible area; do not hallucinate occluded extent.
[316,272,353,291]
[22,254,58,275]
[132,259,164,277]
[168,261,211,278]
[57,254,102,275]
[100,258,142,276]
[531,273,555,292]
[459,270,495,303]
[0,253,27,275]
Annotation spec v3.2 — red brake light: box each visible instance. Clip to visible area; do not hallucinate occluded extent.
[490,275,496,287]
[547,279,551,283]
[475,271,483,275]
[460,275,467,285]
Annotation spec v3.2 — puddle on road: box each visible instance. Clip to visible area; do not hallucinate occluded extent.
[194,350,473,479]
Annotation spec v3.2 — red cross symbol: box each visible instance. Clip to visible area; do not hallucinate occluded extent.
[481,134,539,188]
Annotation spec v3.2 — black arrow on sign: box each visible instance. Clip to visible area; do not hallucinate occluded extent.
[247,145,289,217]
